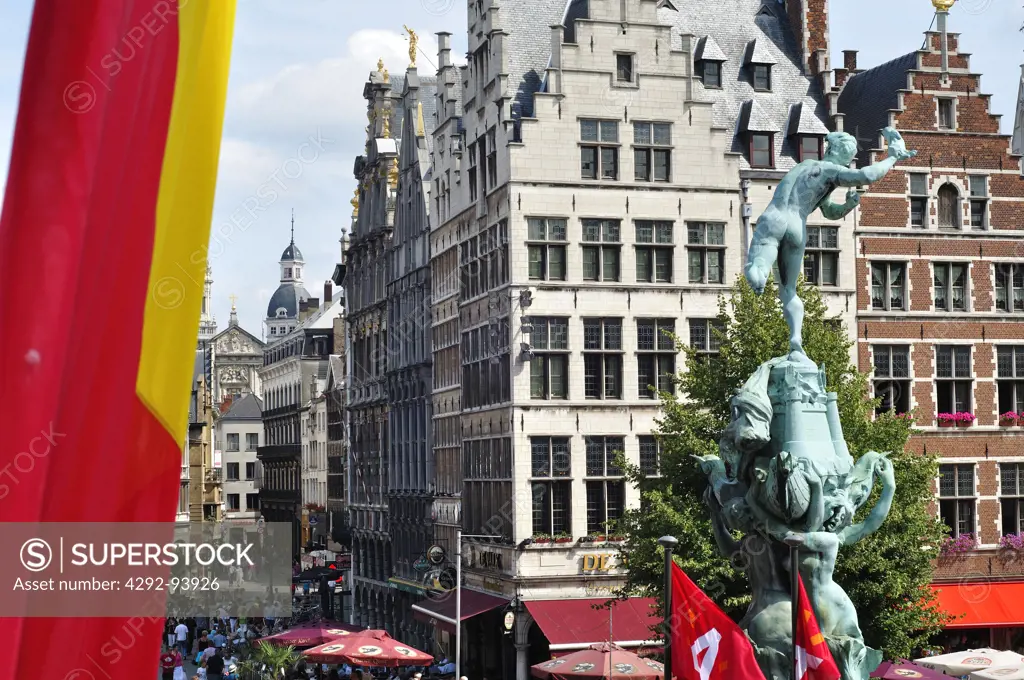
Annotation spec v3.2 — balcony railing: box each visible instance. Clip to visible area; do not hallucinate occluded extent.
[205,468,222,483]
[257,444,301,462]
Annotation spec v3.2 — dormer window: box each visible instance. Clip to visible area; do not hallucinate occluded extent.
[702,61,722,88]
[799,136,824,162]
[750,133,774,169]
[753,64,771,91]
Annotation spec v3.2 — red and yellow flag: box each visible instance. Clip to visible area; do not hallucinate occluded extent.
[0,0,235,677]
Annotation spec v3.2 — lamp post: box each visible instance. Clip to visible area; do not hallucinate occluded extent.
[455,530,496,680]
[657,536,678,680]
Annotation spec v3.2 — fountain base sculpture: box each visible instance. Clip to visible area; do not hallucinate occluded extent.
[696,128,914,680]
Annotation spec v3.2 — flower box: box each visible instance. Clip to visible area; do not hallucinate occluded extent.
[999,533,1024,552]
[531,535,553,544]
[1001,412,1020,427]
[940,533,978,556]
[937,412,975,428]
[553,536,573,544]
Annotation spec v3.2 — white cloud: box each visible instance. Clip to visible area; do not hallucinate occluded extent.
[227,29,438,140]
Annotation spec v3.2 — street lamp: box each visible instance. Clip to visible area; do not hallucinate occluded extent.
[657,536,678,680]
[455,530,498,680]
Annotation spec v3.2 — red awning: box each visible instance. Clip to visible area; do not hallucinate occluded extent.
[526,598,660,652]
[931,582,1024,628]
[411,589,510,634]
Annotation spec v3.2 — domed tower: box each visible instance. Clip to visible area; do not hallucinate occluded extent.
[197,264,218,347]
[264,213,311,339]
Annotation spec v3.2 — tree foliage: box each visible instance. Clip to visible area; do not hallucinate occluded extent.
[617,276,949,659]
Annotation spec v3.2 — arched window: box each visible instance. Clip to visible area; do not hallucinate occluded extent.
[938,183,960,230]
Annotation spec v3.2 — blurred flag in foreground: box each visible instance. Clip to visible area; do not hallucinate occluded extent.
[0,0,235,677]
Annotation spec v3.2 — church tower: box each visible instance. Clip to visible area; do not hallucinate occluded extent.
[197,264,218,347]
[265,212,312,339]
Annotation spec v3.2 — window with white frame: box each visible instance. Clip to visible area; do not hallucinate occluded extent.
[995,264,1024,313]
[585,436,625,535]
[582,219,621,282]
[530,436,571,536]
[933,262,967,312]
[527,217,567,282]
[528,318,569,400]
[873,345,911,416]
[638,435,661,476]
[939,464,975,539]
[637,319,676,397]
[580,120,619,180]
[689,318,724,358]
[245,433,258,451]
[226,433,239,452]
[804,227,839,286]
[935,345,972,415]
[583,318,623,399]
[1001,462,1024,536]
[909,173,928,228]
[870,262,907,311]
[633,122,671,182]
[969,176,988,229]
[997,346,1024,415]
[636,220,674,283]
[687,222,725,284]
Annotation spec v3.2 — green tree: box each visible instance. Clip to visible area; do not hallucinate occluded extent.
[617,276,949,659]
[238,642,301,679]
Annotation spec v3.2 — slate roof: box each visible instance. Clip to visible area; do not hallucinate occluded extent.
[657,0,831,171]
[267,282,312,319]
[505,0,569,118]
[221,393,263,420]
[741,99,780,132]
[788,100,830,136]
[418,78,439,154]
[695,36,728,62]
[837,52,916,164]
[746,38,778,65]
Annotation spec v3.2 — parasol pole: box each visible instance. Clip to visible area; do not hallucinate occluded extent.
[608,605,613,680]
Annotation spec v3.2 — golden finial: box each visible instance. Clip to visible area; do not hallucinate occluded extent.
[229,293,238,310]
[404,25,418,67]
[932,0,955,10]
[382,112,391,137]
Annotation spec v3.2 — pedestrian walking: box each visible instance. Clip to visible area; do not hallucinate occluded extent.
[174,619,189,657]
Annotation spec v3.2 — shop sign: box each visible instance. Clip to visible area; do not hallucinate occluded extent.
[427,544,446,565]
[474,550,504,571]
[580,553,617,572]
[502,611,515,635]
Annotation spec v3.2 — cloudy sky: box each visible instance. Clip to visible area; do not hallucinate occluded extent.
[0,0,1020,336]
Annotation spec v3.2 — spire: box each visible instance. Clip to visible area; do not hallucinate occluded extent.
[290,209,295,245]
[229,294,239,327]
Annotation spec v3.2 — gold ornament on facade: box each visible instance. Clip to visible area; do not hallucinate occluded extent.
[382,112,391,137]
[931,0,955,10]
[377,57,384,72]
[403,26,418,67]
[388,160,399,187]
[351,187,360,212]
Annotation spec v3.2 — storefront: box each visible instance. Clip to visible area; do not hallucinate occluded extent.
[413,593,661,680]
[931,582,1024,652]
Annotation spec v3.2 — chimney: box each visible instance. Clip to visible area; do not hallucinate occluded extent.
[437,31,451,68]
[785,0,830,77]
[843,50,858,72]
[323,280,334,307]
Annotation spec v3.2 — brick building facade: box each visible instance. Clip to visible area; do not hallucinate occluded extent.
[836,22,1024,647]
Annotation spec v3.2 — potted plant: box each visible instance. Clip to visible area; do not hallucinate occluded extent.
[607,535,626,542]
[553,533,573,544]
[955,412,977,428]
[1001,411,1020,427]
[937,413,956,428]
[532,533,552,544]
[940,533,978,556]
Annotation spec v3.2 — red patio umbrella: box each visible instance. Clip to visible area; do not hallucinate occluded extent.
[261,621,363,648]
[871,659,950,679]
[302,629,434,667]
[531,643,664,680]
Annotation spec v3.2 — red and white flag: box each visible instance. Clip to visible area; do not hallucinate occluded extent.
[794,576,841,680]
[670,563,765,680]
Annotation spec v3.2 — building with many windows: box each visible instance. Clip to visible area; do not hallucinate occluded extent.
[408,0,853,676]
[835,7,1024,648]
[218,393,263,524]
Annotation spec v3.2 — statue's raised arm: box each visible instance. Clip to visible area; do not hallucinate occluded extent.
[745,127,917,357]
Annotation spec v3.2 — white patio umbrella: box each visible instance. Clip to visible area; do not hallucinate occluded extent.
[914,648,1024,676]
[971,667,1024,680]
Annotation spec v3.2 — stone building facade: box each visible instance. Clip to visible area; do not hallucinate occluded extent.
[383,65,438,650]
[345,66,401,631]
[410,0,851,676]
[835,17,1024,646]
